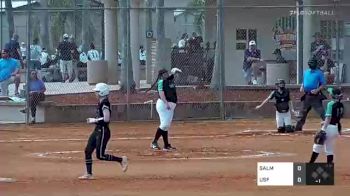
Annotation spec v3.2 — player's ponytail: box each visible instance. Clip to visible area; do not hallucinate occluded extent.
[146,69,168,92]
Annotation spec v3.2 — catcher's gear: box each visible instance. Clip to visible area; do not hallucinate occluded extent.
[314,130,327,145]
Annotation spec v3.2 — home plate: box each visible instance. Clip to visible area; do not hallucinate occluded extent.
[0,177,16,183]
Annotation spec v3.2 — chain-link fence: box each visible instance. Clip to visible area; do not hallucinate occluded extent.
[0,0,349,124]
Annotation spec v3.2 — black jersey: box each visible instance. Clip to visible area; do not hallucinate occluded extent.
[325,100,344,125]
[95,98,111,126]
[157,75,177,103]
[270,89,290,113]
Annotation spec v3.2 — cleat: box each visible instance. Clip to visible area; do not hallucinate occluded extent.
[78,173,95,180]
[294,127,302,132]
[151,142,161,150]
[163,144,176,152]
[121,156,128,173]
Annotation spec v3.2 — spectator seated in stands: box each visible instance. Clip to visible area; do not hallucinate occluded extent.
[0,49,21,96]
[188,32,203,53]
[20,70,46,124]
[78,47,88,67]
[178,33,188,49]
[87,43,100,61]
[40,48,50,69]
[76,47,88,81]
[243,40,264,85]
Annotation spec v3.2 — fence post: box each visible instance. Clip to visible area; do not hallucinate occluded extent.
[126,0,131,121]
[335,2,340,86]
[145,0,153,84]
[336,20,340,86]
[0,0,2,48]
[296,0,303,84]
[217,0,225,120]
[25,0,32,125]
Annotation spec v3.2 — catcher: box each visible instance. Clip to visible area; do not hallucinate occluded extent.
[256,79,295,133]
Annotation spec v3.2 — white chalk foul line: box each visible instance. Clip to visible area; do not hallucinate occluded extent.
[4,128,349,143]
[0,135,231,143]
[0,177,16,183]
[242,128,316,133]
[243,128,350,132]
[158,151,295,161]
[30,150,295,161]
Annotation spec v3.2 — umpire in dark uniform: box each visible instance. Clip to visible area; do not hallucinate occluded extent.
[295,58,326,131]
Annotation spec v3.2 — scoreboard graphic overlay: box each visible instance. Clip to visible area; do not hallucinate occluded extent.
[257,162,334,186]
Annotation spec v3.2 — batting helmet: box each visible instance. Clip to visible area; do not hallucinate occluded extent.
[93,83,110,97]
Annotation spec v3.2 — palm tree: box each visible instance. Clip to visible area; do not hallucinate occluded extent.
[210,0,224,89]
[81,0,94,52]
[145,0,153,83]
[119,0,135,92]
[48,0,73,49]
[187,0,205,35]
[154,0,169,77]
[39,0,50,50]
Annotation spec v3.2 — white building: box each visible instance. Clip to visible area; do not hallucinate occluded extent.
[101,0,350,85]
[205,0,350,85]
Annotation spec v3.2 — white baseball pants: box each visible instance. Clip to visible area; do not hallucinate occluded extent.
[276,111,292,128]
[313,125,339,155]
[156,99,176,131]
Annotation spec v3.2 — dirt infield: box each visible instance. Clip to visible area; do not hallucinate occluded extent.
[1,119,350,196]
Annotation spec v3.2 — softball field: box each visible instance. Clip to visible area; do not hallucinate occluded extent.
[1,119,350,196]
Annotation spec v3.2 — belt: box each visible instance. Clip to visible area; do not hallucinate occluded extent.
[305,92,319,96]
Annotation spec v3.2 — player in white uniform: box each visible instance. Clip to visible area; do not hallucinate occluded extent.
[148,67,182,151]
[309,88,344,164]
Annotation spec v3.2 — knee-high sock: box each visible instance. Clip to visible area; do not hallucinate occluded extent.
[153,128,163,143]
[162,130,169,147]
[309,152,319,163]
[327,155,334,164]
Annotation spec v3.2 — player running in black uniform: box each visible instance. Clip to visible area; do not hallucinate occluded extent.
[256,79,295,133]
[79,83,128,180]
[149,67,182,151]
[309,87,344,164]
